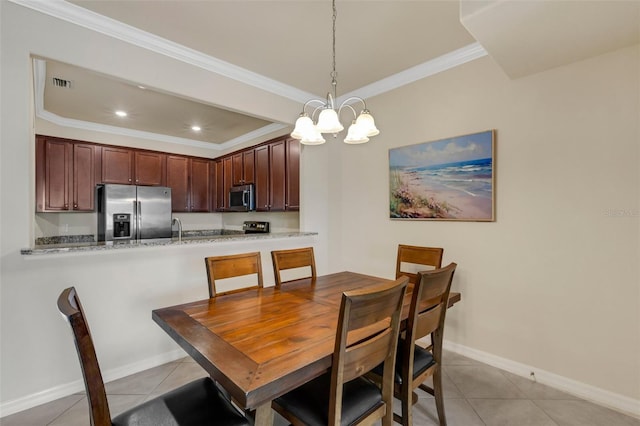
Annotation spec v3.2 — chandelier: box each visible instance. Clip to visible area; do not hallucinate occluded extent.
[291,0,380,145]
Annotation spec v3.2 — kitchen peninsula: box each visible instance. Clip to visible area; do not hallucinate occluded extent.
[21,229,317,255]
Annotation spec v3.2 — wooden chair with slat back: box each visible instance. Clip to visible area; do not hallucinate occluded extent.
[272,276,409,426]
[271,247,317,288]
[57,287,250,426]
[372,263,457,426]
[204,252,263,297]
[396,244,444,285]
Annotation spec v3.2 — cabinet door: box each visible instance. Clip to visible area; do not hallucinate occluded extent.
[232,153,244,186]
[102,146,133,184]
[285,138,300,211]
[223,157,233,209]
[166,155,190,212]
[135,151,165,186]
[242,149,255,184]
[190,158,211,212]
[72,143,98,211]
[38,137,71,211]
[214,159,225,211]
[254,145,270,211]
[269,140,286,211]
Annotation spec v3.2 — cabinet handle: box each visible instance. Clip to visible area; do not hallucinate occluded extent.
[74,204,78,209]
[128,178,132,182]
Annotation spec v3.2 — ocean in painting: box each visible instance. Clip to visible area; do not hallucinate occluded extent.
[406,157,493,200]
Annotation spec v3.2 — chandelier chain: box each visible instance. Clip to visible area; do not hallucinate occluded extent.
[331,0,337,99]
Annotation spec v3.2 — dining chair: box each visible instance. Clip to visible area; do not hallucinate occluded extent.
[272,276,409,426]
[204,252,263,297]
[56,287,250,426]
[372,262,457,426]
[271,247,316,288]
[396,244,444,285]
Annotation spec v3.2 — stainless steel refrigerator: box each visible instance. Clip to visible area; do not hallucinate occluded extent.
[97,184,172,242]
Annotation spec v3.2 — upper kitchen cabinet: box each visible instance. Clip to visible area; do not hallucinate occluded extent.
[254,137,299,212]
[232,149,255,186]
[214,157,233,212]
[36,135,101,212]
[166,155,212,212]
[134,150,166,186]
[102,147,166,186]
[101,146,133,184]
[285,138,300,211]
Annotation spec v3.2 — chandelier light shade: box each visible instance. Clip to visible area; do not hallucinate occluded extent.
[291,0,380,146]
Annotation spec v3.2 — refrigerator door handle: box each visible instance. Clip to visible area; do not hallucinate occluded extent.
[137,201,142,241]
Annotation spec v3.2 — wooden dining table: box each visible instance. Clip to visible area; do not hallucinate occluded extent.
[152,271,461,426]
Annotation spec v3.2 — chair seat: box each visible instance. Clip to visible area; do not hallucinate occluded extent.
[273,373,383,426]
[373,342,435,386]
[112,377,249,426]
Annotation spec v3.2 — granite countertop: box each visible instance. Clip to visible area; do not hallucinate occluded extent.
[22,229,318,255]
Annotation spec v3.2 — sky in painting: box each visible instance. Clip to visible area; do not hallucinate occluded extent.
[389,130,493,168]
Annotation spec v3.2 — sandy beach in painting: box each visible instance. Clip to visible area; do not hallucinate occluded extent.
[390,164,493,220]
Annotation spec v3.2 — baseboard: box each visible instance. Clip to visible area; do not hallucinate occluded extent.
[444,340,640,419]
[0,349,185,418]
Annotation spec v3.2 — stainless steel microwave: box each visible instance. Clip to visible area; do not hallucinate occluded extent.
[228,184,255,211]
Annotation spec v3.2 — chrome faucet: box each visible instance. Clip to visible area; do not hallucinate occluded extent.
[172,217,182,242]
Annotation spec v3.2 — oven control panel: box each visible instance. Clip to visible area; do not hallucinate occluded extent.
[243,221,270,233]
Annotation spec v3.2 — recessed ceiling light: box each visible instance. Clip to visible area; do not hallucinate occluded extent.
[115,110,127,117]
[191,126,201,132]
[137,85,146,90]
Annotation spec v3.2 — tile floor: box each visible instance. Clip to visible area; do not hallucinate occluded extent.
[1,350,638,426]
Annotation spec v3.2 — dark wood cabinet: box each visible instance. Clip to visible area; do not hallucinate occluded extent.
[134,150,165,186]
[190,158,211,212]
[254,138,298,212]
[285,138,300,211]
[255,145,270,211]
[232,149,255,185]
[167,155,211,212]
[35,134,299,215]
[166,155,190,212]
[101,146,133,184]
[36,135,100,212]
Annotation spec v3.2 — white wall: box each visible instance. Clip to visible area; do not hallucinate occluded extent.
[334,46,640,409]
[1,0,638,418]
[0,2,318,415]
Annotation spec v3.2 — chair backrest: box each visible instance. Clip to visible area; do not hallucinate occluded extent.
[57,287,112,426]
[329,276,408,424]
[404,262,457,370]
[271,247,317,288]
[395,244,444,285]
[204,252,264,297]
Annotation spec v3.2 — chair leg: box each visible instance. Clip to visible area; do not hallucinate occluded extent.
[432,368,447,426]
[400,384,412,426]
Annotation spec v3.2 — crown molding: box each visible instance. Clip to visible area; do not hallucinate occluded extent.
[20,0,487,148]
[337,42,487,103]
[12,0,317,103]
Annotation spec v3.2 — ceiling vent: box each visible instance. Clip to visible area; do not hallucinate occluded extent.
[52,77,73,89]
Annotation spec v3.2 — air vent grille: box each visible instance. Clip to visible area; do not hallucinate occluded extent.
[52,77,73,89]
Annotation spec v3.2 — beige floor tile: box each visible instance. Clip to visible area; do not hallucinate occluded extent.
[103,362,179,395]
[47,394,145,426]
[534,399,640,426]
[469,398,558,426]
[502,371,580,400]
[150,362,209,395]
[0,394,84,426]
[421,370,465,399]
[407,397,486,425]
[445,365,526,399]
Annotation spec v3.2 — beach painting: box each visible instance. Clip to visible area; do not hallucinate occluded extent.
[389,130,495,221]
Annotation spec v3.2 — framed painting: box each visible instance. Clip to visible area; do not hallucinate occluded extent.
[389,130,495,221]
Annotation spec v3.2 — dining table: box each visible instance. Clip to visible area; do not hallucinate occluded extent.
[152,271,461,426]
